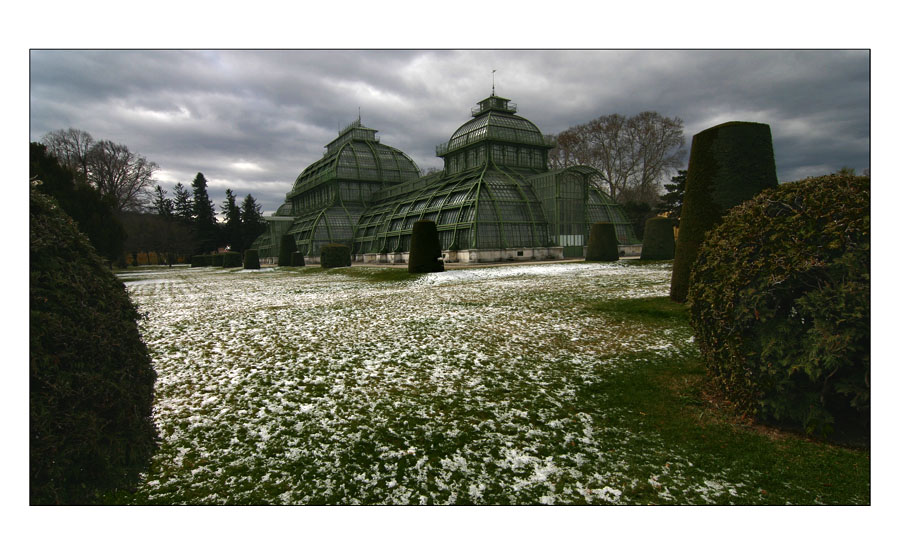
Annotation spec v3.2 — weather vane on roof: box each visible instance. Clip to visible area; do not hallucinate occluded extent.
[492,69,496,95]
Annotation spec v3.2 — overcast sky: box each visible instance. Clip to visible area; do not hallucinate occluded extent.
[30,49,869,215]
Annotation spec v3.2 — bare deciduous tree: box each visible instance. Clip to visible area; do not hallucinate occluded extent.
[41,128,95,183]
[87,139,159,212]
[549,112,686,204]
[42,128,159,213]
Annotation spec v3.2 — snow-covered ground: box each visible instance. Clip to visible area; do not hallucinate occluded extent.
[121,262,767,504]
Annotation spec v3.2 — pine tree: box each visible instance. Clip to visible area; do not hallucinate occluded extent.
[240,194,266,250]
[190,172,219,253]
[658,169,687,223]
[152,185,174,219]
[221,189,243,252]
[172,182,192,223]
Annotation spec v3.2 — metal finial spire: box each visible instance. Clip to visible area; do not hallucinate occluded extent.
[492,69,496,95]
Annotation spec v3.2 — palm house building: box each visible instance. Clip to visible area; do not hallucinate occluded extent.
[252,93,639,264]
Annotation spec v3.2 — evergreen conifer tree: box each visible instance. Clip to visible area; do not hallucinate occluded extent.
[190,172,219,253]
[172,182,193,223]
[221,189,243,252]
[240,194,266,250]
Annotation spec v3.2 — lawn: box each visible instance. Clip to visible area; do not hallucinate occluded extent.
[113,261,869,505]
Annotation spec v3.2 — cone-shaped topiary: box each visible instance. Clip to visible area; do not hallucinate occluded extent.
[408,220,445,273]
[640,217,676,260]
[278,234,297,267]
[688,175,869,436]
[222,251,242,268]
[670,121,778,302]
[290,251,305,267]
[585,222,619,261]
[30,187,157,504]
[321,243,351,268]
[243,249,260,269]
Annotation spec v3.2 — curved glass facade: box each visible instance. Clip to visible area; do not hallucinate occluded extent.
[255,94,638,262]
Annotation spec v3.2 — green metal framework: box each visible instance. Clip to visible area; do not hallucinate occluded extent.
[280,119,420,257]
[258,94,637,261]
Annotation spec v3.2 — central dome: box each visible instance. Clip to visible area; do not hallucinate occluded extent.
[437,95,549,157]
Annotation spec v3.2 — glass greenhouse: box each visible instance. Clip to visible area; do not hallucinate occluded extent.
[252,93,638,263]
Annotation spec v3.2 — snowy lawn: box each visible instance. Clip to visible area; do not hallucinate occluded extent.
[116,261,869,505]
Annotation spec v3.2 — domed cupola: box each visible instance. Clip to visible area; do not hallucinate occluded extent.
[436,94,555,174]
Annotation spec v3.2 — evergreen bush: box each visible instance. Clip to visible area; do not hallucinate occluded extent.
[290,251,306,267]
[585,222,619,261]
[321,243,352,268]
[640,217,676,260]
[278,234,297,267]
[688,175,870,436]
[408,220,445,273]
[670,121,778,302]
[212,253,224,266]
[222,251,242,268]
[30,188,157,504]
[243,249,261,269]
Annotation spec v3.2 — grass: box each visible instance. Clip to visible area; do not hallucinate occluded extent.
[109,262,869,505]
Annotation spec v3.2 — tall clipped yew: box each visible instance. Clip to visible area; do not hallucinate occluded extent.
[30,187,157,504]
[243,249,261,269]
[585,222,618,261]
[290,251,305,267]
[670,121,777,302]
[278,234,297,267]
[640,217,676,260]
[688,175,869,436]
[222,251,242,268]
[321,243,351,268]
[408,220,445,273]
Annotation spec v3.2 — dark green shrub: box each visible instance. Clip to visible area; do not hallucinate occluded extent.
[670,121,778,302]
[222,251,242,268]
[585,222,618,261]
[190,255,202,268]
[640,217,676,260]
[30,188,157,504]
[408,220,445,273]
[278,234,297,267]
[211,253,224,266]
[290,251,305,267]
[243,249,261,269]
[688,175,869,436]
[321,243,351,268]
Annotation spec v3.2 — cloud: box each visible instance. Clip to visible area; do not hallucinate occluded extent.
[29,49,870,213]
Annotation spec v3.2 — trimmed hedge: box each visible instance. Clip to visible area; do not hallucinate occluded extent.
[30,188,157,504]
[211,253,224,266]
[640,217,676,260]
[278,234,297,267]
[408,220,445,273]
[585,222,618,261]
[290,251,305,267]
[688,175,870,436]
[670,121,778,302]
[321,243,351,268]
[222,251,242,268]
[243,249,261,269]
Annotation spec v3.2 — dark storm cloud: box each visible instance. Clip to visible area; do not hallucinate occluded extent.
[29,49,870,214]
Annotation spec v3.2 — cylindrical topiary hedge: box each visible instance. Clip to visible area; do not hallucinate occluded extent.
[408,220,445,273]
[278,234,297,267]
[30,187,157,504]
[670,121,778,302]
[222,251,242,268]
[688,175,869,436]
[321,243,351,268]
[290,251,305,267]
[585,222,619,261]
[243,249,261,269]
[640,217,676,260]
